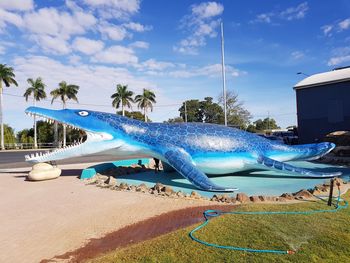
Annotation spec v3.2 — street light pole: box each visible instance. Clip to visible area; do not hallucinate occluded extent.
[220,22,228,126]
[297,72,310,77]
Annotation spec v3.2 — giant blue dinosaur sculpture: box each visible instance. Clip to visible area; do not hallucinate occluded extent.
[25,107,340,192]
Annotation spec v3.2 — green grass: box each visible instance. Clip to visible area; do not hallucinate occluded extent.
[89,192,350,263]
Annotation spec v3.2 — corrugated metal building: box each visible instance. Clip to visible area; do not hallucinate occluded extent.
[294,67,350,143]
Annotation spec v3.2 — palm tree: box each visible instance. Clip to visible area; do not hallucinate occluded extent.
[0,64,18,150]
[24,77,47,149]
[50,81,79,147]
[135,89,156,122]
[111,84,134,116]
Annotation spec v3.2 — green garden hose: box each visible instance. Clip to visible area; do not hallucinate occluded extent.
[189,188,348,254]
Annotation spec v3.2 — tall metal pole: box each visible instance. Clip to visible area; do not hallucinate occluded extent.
[220,22,228,126]
[184,101,188,122]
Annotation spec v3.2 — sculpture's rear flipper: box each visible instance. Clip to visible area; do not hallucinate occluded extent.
[164,149,238,192]
[257,155,342,178]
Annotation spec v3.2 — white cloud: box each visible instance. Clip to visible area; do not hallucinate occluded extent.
[0,45,5,54]
[0,0,33,11]
[98,21,128,41]
[129,41,149,49]
[255,13,272,24]
[321,17,350,36]
[30,34,71,55]
[123,22,152,32]
[83,0,140,20]
[23,8,96,40]
[73,37,104,55]
[137,59,175,71]
[291,51,304,60]
[92,45,138,65]
[339,18,350,31]
[328,55,350,66]
[16,7,97,54]
[280,2,308,20]
[0,8,23,31]
[68,54,82,65]
[174,1,223,55]
[321,25,333,36]
[191,2,224,19]
[252,2,308,24]
[327,47,350,66]
[169,64,245,78]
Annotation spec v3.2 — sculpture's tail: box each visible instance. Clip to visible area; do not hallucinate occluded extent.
[290,142,335,161]
[257,155,342,178]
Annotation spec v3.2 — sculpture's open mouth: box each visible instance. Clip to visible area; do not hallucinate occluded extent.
[24,110,112,163]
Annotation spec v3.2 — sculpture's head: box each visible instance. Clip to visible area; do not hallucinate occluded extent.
[25,107,129,163]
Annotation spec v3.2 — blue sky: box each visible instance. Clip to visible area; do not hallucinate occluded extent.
[1,0,350,132]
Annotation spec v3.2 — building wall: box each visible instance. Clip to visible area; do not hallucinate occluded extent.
[296,81,350,143]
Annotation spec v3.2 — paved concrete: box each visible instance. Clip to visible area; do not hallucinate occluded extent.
[0,150,147,169]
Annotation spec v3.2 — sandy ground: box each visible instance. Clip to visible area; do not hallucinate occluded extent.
[0,163,212,263]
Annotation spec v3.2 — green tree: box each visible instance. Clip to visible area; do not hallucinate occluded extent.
[179,98,224,123]
[3,124,16,148]
[36,121,54,144]
[179,100,201,122]
[111,84,134,116]
[254,118,280,131]
[135,89,156,122]
[117,110,147,121]
[50,81,79,147]
[17,128,34,145]
[198,97,224,124]
[218,90,252,128]
[246,124,257,133]
[0,64,18,150]
[23,77,47,149]
[165,117,184,123]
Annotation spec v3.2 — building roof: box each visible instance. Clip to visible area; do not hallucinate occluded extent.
[294,66,350,90]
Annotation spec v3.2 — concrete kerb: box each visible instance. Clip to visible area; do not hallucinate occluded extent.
[80,158,150,179]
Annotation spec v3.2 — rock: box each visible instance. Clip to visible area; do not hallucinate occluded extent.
[236,193,249,203]
[280,193,294,200]
[263,196,275,202]
[258,195,266,202]
[84,177,97,185]
[249,196,261,202]
[136,183,148,193]
[96,173,109,182]
[163,186,174,196]
[278,197,287,202]
[334,178,343,186]
[28,163,61,181]
[154,183,165,193]
[217,194,231,203]
[176,191,185,198]
[293,189,313,199]
[119,182,129,190]
[106,176,117,186]
[190,191,201,199]
[211,194,219,202]
[315,184,328,192]
[131,185,138,191]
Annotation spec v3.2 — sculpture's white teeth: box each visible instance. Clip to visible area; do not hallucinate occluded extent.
[24,111,92,162]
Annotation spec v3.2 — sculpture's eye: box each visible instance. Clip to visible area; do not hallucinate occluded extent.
[78,111,89,117]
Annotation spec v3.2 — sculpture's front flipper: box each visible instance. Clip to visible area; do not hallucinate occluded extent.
[257,156,342,178]
[164,149,237,192]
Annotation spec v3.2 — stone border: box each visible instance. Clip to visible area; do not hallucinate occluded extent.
[83,171,348,205]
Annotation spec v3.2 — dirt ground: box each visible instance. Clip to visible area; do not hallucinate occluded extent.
[0,163,215,263]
